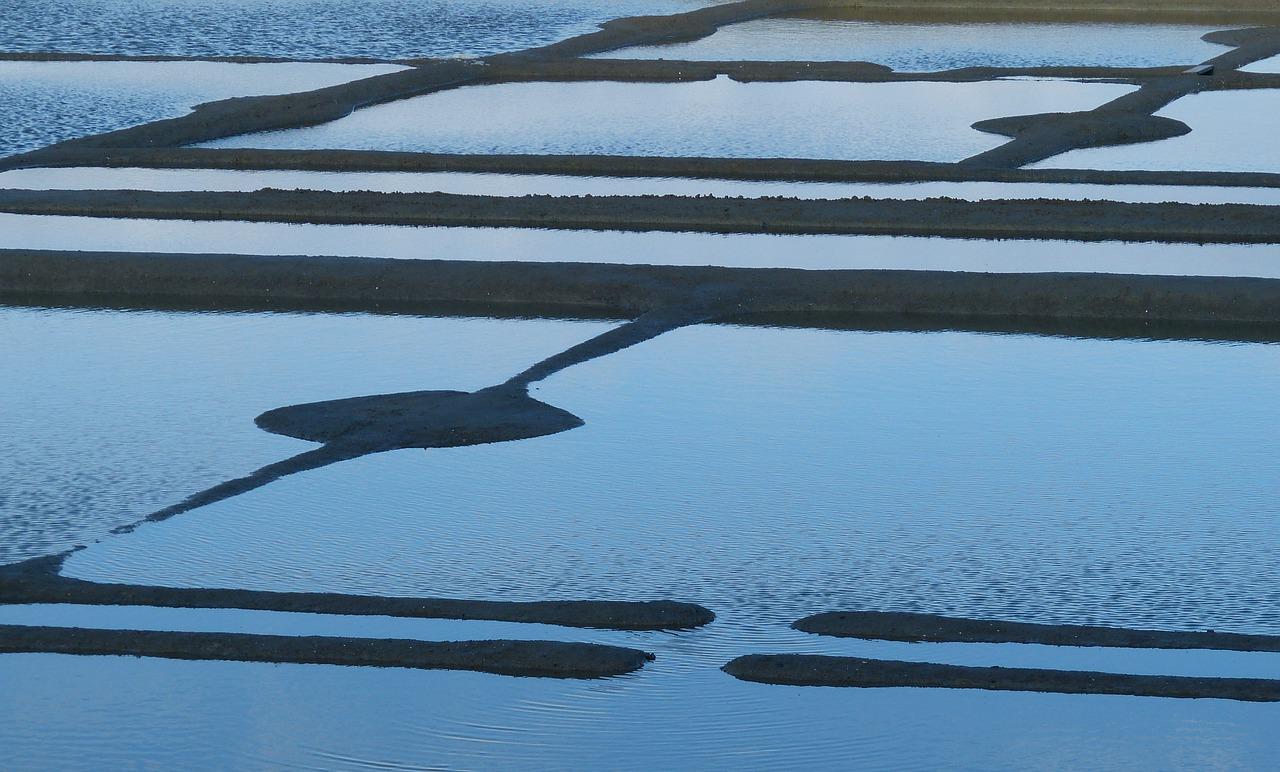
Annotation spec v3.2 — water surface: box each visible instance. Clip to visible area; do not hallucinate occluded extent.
[202,78,1136,161]
[17,323,1275,769]
[0,61,405,157]
[4,213,1278,276]
[0,306,607,563]
[593,18,1225,70]
[1033,90,1280,173]
[0,0,721,60]
[8,166,1280,206]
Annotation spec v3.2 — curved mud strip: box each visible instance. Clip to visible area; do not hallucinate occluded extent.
[6,188,1280,244]
[25,147,1280,188]
[86,304,719,538]
[962,26,1280,167]
[722,655,1280,701]
[5,249,1280,325]
[794,611,1280,652]
[0,554,714,630]
[0,624,653,678]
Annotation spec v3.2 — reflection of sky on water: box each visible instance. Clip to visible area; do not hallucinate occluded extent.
[595,19,1226,70]
[204,78,1135,161]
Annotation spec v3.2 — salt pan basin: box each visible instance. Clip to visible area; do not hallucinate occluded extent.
[202,78,1136,162]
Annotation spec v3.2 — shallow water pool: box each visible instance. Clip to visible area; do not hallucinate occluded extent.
[201,77,1136,162]
[592,18,1225,70]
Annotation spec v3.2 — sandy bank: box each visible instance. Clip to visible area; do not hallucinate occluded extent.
[795,611,1280,652]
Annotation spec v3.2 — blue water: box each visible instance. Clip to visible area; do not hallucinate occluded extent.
[6,306,1280,768]
[0,61,403,157]
[0,0,719,60]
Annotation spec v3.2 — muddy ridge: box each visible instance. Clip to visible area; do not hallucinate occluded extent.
[0,624,653,678]
[5,249,1280,325]
[23,148,1280,188]
[0,554,714,630]
[6,188,1280,244]
[722,655,1280,700]
[794,611,1280,652]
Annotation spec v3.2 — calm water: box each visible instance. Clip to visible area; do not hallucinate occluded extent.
[202,78,1135,161]
[8,166,1280,206]
[1034,90,1280,173]
[4,213,1279,276]
[0,0,720,60]
[0,306,609,563]
[593,18,1226,70]
[0,61,405,157]
[1242,54,1280,73]
[5,320,1273,768]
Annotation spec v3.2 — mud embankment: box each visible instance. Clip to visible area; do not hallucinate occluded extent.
[4,188,1280,244]
[0,554,714,631]
[795,611,1280,652]
[5,249,1280,326]
[722,655,1280,701]
[0,624,653,677]
[23,147,1280,188]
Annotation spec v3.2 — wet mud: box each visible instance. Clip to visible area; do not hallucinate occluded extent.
[794,611,1280,652]
[722,654,1280,701]
[5,188,1280,244]
[0,554,714,631]
[5,249,1280,325]
[0,624,654,678]
[26,147,1280,188]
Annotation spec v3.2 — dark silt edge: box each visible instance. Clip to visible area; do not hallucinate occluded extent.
[0,624,654,678]
[794,611,1280,652]
[722,655,1280,701]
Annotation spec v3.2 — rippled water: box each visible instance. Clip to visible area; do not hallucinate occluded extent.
[6,311,1280,768]
[0,61,405,157]
[0,306,608,563]
[593,18,1226,70]
[5,321,1274,769]
[8,166,1280,206]
[1034,90,1280,173]
[202,78,1135,161]
[0,0,720,60]
[4,213,1279,276]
